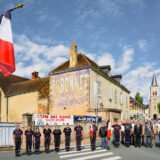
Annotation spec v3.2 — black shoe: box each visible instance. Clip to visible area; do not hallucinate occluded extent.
[107,146,110,150]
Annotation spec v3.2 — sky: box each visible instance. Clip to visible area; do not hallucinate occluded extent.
[1,0,160,104]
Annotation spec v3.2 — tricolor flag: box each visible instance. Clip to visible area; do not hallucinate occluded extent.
[90,125,93,139]
[0,8,15,76]
[107,113,112,141]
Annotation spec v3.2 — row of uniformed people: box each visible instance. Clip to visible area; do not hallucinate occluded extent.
[12,122,83,157]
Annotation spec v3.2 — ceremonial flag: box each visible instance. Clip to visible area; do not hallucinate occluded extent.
[90,125,93,139]
[107,113,111,141]
[0,4,24,76]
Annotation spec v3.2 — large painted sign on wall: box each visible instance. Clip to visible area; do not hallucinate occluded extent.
[50,68,90,108]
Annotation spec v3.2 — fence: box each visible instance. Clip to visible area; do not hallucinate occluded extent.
[0,122,21,146]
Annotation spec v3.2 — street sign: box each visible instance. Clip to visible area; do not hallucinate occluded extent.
[74,116,102,123]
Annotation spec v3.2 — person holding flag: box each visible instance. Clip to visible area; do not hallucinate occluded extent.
[89,121,98,151]
[99,122,110,150]
[0,4,24,76]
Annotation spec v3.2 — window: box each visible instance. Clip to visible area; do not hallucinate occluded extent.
[154,98,156,103]
[109,86,112,100]
[98,81,101,97]
[115,89,117,102]
[120,93,123,104]
[94,82,98,106]
[154,106,157,110]
[126,96,128,107]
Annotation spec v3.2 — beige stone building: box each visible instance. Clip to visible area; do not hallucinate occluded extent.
[49,42,130,124]
[149,73,160,120]
[0,72,49,122]
[129,97,145,121]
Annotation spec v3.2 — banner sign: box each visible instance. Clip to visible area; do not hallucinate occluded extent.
[74,116,102,123]
[34,114,74,126]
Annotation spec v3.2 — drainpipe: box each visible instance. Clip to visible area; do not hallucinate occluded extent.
[6,96,8,122]
[95,73,98,126]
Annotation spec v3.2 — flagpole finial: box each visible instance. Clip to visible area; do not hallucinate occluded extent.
[16,4,24,9]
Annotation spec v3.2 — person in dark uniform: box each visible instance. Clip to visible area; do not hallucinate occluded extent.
[134,121,142,148]
[53,126,62,152]
[124,120,132,147]
[112,121,121,147]
[74,122,83,151]
[89,121,98,151]
[25,125,34,154]
[63,123,72,151]
[34,127,41,153]
[13,124,23,157]
[43,123,52,153]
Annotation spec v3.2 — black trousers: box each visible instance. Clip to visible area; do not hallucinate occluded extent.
[65,136,71,151]
[76,135,82,150]
[135,135,141,147]
[125,131,131,145]
[15,139,21,155]
[121,132,124,143]
[26,139,32,152]
[55,137,60,152]
[114,133,120,145]
[45,137,50,152]
[141,135,144,145]
[35,139,40,151]
[130,134,135,145]
[90,136,96,151]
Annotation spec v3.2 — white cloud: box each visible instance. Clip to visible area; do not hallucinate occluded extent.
[14,34,69,78]
[97,53,115,68]
[137,40,148,52]
[123,63,160,104]
[97,46,134,74]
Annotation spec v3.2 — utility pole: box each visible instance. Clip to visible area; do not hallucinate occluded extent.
[95,73,98,126]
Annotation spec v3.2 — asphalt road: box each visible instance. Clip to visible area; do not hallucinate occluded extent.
[0,141,160,160]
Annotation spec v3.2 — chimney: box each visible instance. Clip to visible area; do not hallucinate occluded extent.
[32,71,39,80]
[70,41,77,68]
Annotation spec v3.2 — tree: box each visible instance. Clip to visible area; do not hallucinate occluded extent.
[135,92,143,104]
[158,103,160,114]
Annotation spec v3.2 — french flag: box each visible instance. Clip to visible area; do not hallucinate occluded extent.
[90,125,94,139]
[0,9,15,76]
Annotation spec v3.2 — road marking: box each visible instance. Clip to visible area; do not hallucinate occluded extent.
[101,156,122,160]
[69,152,113,160]
[60,149,107,158]
[58,147,101,155]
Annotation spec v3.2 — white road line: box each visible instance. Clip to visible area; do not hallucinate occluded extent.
[70,152,113,160]
[60,149,106,158]
[101,156,122,160]
[58,147,101,155]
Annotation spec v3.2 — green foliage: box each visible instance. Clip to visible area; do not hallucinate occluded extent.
[158,103,160,114]
[135,92,143,104]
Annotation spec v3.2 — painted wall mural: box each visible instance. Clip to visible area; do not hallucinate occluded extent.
[50,68,90,108]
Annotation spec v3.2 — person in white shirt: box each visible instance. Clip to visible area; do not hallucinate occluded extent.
[130,120,135,145]
[121,121,125,144]
[156,120,160,143]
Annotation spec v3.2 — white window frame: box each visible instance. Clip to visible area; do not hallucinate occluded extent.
[109,86,112,100]
[115,89,117,102]
[98,81,101,97]
[120,93,123,104]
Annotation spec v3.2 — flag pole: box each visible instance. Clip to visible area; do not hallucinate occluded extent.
[16,4,24,9]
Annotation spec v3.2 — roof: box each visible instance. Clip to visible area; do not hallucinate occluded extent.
[0,72,29,94]
[7,77,49,97]
[49,53,130,93]
[100,65,111,70]
[111,74,122,79]
[151,73,158,86]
